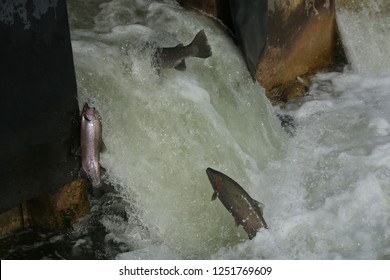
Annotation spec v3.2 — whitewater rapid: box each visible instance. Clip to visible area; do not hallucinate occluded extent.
[68,0,390,259]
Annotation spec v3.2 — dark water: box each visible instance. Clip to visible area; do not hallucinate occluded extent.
[0,188,131,260]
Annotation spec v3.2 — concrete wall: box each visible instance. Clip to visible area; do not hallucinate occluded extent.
[259,0,339,103]
[0,0,86,237]
[179,0,345,104]
[0,179,89,238]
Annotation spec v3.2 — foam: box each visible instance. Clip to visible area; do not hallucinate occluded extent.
[69,0,390,259]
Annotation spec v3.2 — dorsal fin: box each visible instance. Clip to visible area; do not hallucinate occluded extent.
[211,191,218,201]
[254,199,265,215]
[100,139,107,153]
[174,59,186,71]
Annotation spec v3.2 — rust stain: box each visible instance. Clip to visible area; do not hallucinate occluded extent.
[27,179,90,231]
[179,0,341,103]
[258,0,337,102]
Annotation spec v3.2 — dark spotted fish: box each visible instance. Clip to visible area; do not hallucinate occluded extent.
[153,30,212,72]
[206,167,267,239]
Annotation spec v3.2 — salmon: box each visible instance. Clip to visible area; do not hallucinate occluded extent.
[80,103,105,187]
[153,30,212,72]
[206,167,267,239]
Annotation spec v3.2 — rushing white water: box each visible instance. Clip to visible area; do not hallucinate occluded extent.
[217,73,390,259]
[336,0,390,75]
[68,0,390,259]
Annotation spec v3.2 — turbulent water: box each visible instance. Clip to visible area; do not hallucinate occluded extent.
[68,0,284,259]
[19,0,385,259]
[336,0,390,75]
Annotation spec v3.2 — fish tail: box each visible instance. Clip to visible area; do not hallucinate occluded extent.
[190,30,212,58]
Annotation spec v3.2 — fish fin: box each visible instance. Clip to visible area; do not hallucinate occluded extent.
[190,30,212,58]
[247,229,258,240]
[174,60,186,71]
[254,200,265,215]
[92,179,103,189]
[100,140,107,153]
[175,43,184,47]
[211,191,218,201]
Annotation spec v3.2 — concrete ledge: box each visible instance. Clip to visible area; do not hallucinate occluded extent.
[28,179,89,231]
[0,179,89,238]
[0,203,30,237]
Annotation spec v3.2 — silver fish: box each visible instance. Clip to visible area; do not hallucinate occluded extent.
[153,29,212,71]
[206,167,268,239]
[80,103,105,187]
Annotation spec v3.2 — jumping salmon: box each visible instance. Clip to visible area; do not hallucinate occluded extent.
[80,103,105,188]
[206,167,268,239]
[153,29,212,72]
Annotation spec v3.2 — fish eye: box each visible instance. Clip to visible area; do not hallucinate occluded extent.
[83,113,92,121]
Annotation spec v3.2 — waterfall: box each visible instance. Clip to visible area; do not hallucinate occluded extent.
[69,0,285,259]
[336,0,390,74]
[67,0,390,259]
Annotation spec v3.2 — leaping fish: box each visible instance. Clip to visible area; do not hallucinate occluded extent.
[152,30,212,72]
[206,167,268,239]
[80,103,105,188]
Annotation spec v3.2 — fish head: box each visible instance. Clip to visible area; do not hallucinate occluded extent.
[82,103,96,122]
[206,167,223,193]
